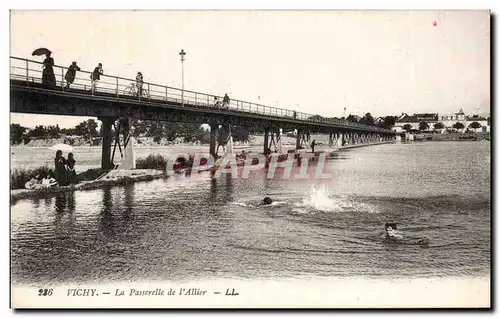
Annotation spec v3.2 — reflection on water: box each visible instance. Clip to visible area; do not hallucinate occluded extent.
[11,142,491,284]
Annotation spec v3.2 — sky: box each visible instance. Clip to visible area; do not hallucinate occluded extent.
[9,10,490,128]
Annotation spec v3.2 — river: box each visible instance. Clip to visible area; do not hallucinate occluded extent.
[10,141,491,285]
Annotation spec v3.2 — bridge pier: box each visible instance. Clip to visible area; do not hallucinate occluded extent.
[275,128,282,153]
[99,117,114,169]
[269,130,276,152]
[264,128,282,153]
[328,132,333,148]
[301,131,308,149]
[337,132,344,148]
[264,127,270,154]
[296,129,301,150]
[115,117,136,169]
[210,123,218,158]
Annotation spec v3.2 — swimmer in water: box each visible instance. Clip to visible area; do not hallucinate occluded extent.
[383,222,429,246]
[257,197,273,206]
[384,222,403,240]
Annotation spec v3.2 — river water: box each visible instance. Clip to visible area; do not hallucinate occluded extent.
[10,141,491,285]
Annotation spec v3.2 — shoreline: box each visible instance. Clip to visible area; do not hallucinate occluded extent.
[10,169,166,202]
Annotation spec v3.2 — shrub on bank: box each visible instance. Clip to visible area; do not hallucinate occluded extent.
[136,154,168,171]
[10,166,53,190]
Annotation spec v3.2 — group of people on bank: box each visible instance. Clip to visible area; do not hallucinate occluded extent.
[53,150,77,186]
[23,150,77,190]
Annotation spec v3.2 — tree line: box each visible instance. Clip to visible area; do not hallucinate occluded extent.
[402,121,484,132]
[308,113,398,129]
[10,119,99,145]
[10,119,250,145]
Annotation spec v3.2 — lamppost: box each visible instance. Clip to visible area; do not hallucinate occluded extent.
[179,49,186,106]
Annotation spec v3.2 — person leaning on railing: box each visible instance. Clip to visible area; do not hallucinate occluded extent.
[90,63,103,91]
[64,62,81,89]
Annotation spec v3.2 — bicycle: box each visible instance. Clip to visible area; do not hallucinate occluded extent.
[123,83,149,99]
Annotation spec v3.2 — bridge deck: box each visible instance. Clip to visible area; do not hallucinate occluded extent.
[10,56,394,134]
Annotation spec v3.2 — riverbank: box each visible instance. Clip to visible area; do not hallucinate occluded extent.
[10,169,166,202]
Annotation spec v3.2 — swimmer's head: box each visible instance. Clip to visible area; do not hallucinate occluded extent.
[263,197,273,205]
[385,223,397,237]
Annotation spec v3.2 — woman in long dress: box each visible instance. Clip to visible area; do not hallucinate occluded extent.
[54,150,67,186]
[66,153,77,184]
[42,52,56,85]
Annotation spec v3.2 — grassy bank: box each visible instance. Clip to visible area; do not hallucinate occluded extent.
[10,168,166,202]
[136,154,168,170]
[10,166,109,190]
[10,166,53,190]
[10,173,165,202]
[136,154,196,170]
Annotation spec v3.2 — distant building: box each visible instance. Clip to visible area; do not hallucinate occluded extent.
[392,109,490,133]
[440,108,466,121]
[392,113,439,132]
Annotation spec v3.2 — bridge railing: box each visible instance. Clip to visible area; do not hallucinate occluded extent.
[10,56,391,133]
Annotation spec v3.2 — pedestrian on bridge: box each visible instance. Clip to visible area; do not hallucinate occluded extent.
[90,63,103,92]
[136,72,144,97]
[223,94,230,108]
[214,96,221,108]
[64,62,81,89]
[42,52,56,85]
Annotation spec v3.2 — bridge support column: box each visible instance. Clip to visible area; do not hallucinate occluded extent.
[301,132,308,149]
[210,124,218,158]
[100,117,114,170]
[116,117,136,170]
[268,131,276,152]
[275,128,282,153]
[296,129,302,150]
[329,132,333,147]
[264,127,270,154]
